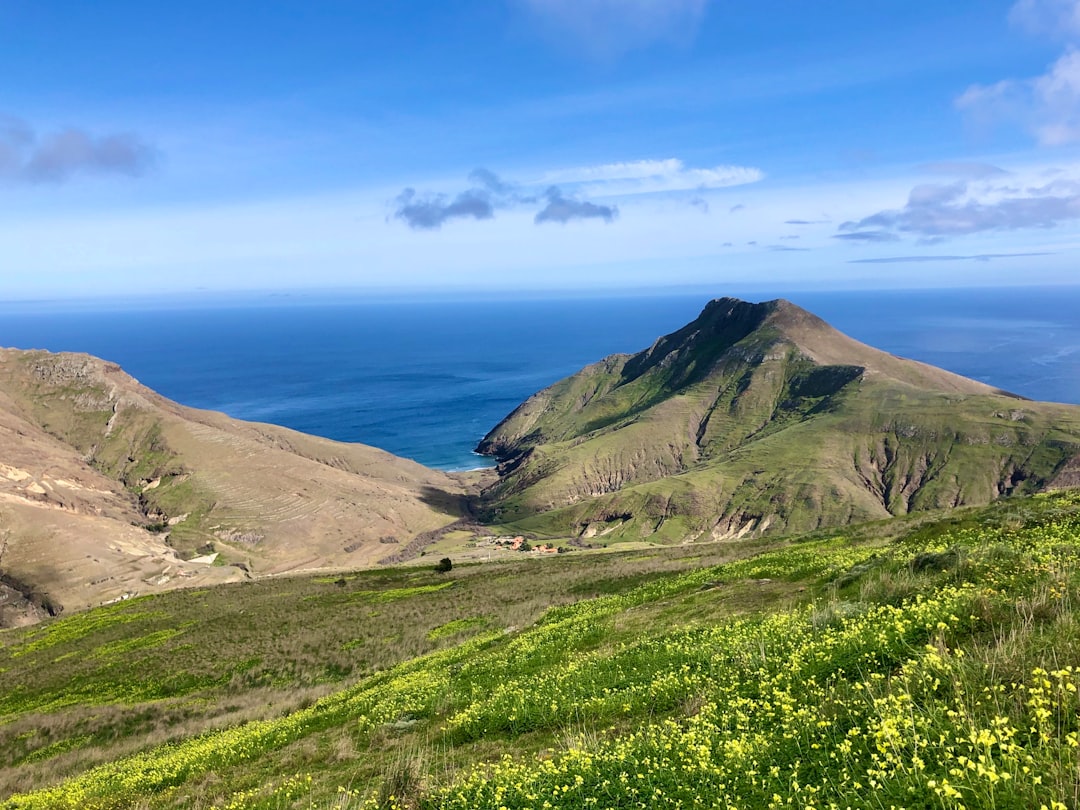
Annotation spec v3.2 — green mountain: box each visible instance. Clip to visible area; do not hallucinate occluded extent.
[477,297,1080,542]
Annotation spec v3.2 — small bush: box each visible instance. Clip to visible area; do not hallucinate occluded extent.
[910,548,960,574]
[434,557,452,573]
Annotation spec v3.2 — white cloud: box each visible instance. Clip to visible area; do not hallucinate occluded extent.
[1032,47,1080,143]
[542,158,764,196]
[2,158,1073,298]
[840,165,1080,238]
[543,158,684,183]
[959,3,1080,144]
[519,0,708,59]
[958,48,1080,145]
[917,161,1008,180]
[388,159,764,232]
[1009,0,1080,37]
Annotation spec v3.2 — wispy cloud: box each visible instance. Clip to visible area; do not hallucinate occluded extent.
[784,218,829,225]
[917,161,1009,179]
[541,158,763,196]
[833,230,900,242]
[958,1,1080,144]
[468,167,515,195]
[543,158,683,183]
[849,251,1055,264]
[1009,0,1080,37]
[957,49,1080,145]
[519,0,708,59]
[535,187,618,224]
[839,177,1080,238]
[0,115,155,183]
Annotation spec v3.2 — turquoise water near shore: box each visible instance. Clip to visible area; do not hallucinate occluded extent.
[1,287,1077,470]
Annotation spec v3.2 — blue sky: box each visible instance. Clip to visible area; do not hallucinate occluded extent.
[2,0,1080,297]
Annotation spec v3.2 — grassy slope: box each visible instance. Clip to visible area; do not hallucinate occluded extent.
[477,300,1080,542]
[2,489,1080,808]
[495,381,1080,543]
[0,532,789,799]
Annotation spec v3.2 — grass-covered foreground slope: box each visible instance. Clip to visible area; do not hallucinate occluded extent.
[477,297,1080,543]
[3,489,1080,808]
[0,348,464,622]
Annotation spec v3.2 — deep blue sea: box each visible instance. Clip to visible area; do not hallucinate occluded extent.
[1,287,1078,470]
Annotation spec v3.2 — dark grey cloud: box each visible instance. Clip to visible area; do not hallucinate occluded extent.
[839,178,1080,239]
[534,186,618,224]
[849,251,1054,265]
[0,115,155,183]
[393,167,525,229]
[917,161,1008,180]
[393,170,617,229]
[393,187,495,230]
[833,230,900,243]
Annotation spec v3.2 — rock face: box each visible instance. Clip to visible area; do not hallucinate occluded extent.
[476,297,1080,542]
[0,348,464,625]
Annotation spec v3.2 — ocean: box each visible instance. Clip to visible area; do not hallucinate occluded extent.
[1,286,1078,471]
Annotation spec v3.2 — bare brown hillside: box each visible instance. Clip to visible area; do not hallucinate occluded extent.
[0,348,464,625]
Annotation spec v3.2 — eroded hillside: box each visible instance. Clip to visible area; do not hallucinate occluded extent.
[0,349,464,624]
[477,298,1080,541]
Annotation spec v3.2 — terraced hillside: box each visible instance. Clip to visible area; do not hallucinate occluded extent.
[477,297,1080,542]
[0,348,464,623]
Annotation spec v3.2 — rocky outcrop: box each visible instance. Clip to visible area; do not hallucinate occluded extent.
[1051,451,1080,489]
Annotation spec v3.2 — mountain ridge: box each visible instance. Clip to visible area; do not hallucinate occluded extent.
[0,347,464,625]
[476,297,1080,542]
[3,295,1080,625]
